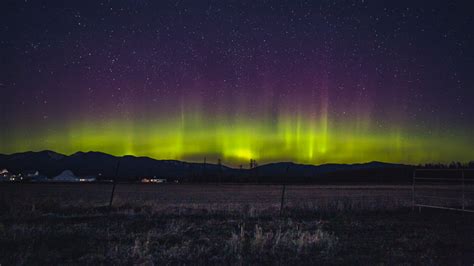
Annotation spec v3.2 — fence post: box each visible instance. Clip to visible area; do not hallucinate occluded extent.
[109,159,121,208]
[280,166,289,217]
[412,169,416,211]
[462,170,465,211]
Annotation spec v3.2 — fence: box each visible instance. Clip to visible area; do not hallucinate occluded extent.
[0,182,413,214]
[412,169,474,213]
[4,170,474,214]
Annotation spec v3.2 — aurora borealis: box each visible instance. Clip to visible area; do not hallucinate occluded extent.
[1,1,473,166]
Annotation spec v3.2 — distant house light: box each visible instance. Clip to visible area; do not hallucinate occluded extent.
[141,178,167,183]
[79,177,96,182]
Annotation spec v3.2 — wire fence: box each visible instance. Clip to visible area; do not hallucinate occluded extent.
[1,182,413,214]
[413,169,474,213]
[1,170,474,214]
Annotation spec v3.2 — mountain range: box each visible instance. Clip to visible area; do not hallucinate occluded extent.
[0,151,413,183]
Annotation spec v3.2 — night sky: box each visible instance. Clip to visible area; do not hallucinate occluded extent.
[1,1,473,165]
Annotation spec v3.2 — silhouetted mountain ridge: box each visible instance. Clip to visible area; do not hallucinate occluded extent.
[0,150,413,183]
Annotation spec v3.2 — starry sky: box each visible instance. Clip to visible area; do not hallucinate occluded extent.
[1,0,473,165]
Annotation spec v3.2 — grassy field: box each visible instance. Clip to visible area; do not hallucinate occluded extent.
[0,183,473,264]
[0,183,413,209]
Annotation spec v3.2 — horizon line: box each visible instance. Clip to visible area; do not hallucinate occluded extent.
[2,149,473,168]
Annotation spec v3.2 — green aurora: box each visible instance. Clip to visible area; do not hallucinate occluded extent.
[2,113,472,166]
[2,1,474,167]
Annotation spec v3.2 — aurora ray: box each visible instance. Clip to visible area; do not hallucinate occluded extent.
[1,1,473,166]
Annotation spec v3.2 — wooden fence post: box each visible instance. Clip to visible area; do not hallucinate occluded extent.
[280,166,290,217]
[109,158,121,208]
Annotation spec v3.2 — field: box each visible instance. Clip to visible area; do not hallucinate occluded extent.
[0,183,473,264]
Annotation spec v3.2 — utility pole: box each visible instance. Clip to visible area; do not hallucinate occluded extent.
[202,157,207,181]
[254,160,259,183]
[462,170,465,211]
[217,158,222,184]
[412,169,415,211]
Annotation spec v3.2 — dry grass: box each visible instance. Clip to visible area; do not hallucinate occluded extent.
[0,204,339,265]
[0,184,473,265]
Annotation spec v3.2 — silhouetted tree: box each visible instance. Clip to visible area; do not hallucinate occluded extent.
[469,161,474,168]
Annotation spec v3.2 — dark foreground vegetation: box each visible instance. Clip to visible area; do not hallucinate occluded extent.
[0,197,473,265]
